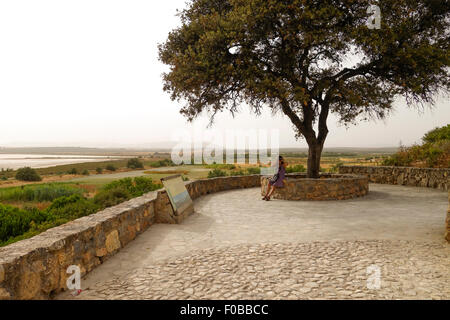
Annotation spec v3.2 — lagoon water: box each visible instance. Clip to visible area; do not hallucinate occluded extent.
[0,154,120,170]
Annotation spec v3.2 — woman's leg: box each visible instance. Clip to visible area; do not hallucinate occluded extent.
[263,183,272,199]
[267,185,276,199]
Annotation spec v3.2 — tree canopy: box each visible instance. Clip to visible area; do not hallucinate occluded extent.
[159,0,450,177]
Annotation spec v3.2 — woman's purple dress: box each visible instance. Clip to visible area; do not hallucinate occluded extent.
[270,165,286,187]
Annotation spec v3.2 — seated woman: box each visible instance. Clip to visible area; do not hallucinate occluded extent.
[262,156,287,201]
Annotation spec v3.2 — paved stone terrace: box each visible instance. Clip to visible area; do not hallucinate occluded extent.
[58,184,449,300]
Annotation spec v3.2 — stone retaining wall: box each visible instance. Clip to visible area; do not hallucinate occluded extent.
[339,166,449,191]
[261,174,369,201]
[0,175,261,300]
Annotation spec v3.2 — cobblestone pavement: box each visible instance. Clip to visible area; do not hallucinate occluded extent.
[57,185,449,300]
[62,241,449,300]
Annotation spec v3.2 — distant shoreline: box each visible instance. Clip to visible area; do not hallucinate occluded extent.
[0,154,124,170]
[0,146,399,156]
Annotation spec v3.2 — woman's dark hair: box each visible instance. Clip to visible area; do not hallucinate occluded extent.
[279,156,284,165]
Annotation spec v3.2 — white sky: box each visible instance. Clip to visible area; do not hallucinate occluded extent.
[0,0,448,149]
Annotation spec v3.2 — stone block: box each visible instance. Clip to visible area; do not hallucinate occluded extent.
[0,287,11,300]
[105,230,121,253]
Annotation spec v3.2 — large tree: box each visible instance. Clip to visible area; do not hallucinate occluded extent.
[159,0,449,178]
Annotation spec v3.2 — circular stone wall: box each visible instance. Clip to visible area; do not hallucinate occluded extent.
[261,174,369,201]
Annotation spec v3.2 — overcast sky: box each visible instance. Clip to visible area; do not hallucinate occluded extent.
[0,0,448,149]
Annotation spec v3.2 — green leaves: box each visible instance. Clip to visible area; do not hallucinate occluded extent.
[159,0,449,175]
[160,0,448,123]
[383,124,450,168]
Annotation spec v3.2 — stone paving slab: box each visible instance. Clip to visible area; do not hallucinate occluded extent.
[60,240,449,300]
[57,185,449,300]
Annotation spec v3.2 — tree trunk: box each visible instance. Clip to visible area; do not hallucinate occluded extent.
[306,141,324,179]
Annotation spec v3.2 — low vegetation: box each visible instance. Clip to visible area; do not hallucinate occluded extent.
[286,164,306,174]
[0,177,161,247]
[0,184,83,203]
[208,167,262,178]
[15,167,42,182]
[67,168,78,175]
[205,163,236,170]
[382,125,450,168]
[144,170,189,175]
[149,158,176,168]
[208,168,228,178]
[93,177,161,208]
[127,158,144,169]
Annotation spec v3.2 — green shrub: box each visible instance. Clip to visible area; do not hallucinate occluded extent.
[82,170,90,176]
[229,170,245,176]
[0,204,49,243]
[94,177,161,208]
[101,177,133,191]
[328,162,344,174]
[45,194,99,221]
[206,163,236,170]
[382,125,450,168]
[106,165,116,171]
[96,167,103,174]
[208,168,227,178]
[149,159,175,168]
[94,187,131,208]
[68,168,78,175]
[127,158,144,169]
[246,167,261,175]
[15,167,42,182]
[1,176,7,181]
[382,147,413,166]
[0,178,161,246]
[133,176,161,196]
[381,143,444,167]
[286,164,306,173]
[423,124,450,144]
[0,184,83,202]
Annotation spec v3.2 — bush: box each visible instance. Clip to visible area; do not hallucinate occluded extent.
[206,163,236,170]
[382,143,448,168]
[96,167,103,174]
[94,187,131,208]
[45,194,99,221]
[328,162,344,174]
[0,177,161,246]
[68,168,78,175]
[246,167,261,175]
[1,176,7,181]
[94,177,161,208]
[0,184,83,202]
[382,125,450,168]
[286,164,306,173]
[423,125,450,144]
[150,159,175,168]
[229,170,245,176]
[133,176,161,195]
[127,158,144,169]
[106,165,116,171]
[15,167,42,182]
[208,168,227,178]
[82,170,90,176]
[0,204,49,243]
